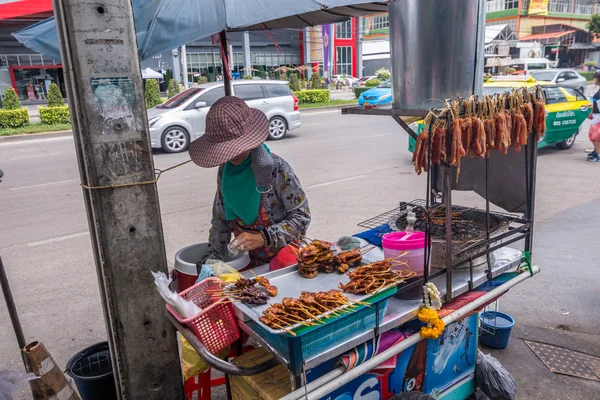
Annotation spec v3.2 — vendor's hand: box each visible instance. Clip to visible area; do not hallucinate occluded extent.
[231,232,265,252]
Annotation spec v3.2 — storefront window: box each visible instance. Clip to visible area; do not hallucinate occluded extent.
[11,67,65,101]
[336,46,352,75]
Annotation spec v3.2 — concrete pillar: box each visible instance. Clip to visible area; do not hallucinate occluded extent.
[172,48,181,85]
[356,17,363,78]
[243,31,252,76]
[181,44,188,87]
[304,27,312,79]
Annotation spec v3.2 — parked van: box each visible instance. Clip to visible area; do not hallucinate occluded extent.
[508,58,556,74]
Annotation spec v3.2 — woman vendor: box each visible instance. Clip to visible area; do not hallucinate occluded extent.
[189,96,311,268]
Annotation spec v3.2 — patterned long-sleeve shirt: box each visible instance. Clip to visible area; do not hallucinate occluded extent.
[204,153,311,263]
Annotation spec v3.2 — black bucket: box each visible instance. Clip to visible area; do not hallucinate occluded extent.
[66,341,117,400]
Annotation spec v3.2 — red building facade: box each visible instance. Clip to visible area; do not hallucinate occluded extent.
[332,18,358,77]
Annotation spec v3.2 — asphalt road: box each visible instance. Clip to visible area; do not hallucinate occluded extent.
[1,110,599,399]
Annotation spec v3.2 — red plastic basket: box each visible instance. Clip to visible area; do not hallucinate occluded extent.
[167,277,240,354]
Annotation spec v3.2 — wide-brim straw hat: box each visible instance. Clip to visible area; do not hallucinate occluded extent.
[188,95,268,168]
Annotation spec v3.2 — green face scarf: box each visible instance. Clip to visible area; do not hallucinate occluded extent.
[221,145,271,225]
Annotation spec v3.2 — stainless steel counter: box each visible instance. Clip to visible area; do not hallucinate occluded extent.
[240,246,523,372]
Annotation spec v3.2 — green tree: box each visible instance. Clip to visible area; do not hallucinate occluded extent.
[46,83,64,107]
[2,87,21,110]
[288,74,301,91]
[257,66,267,79]
[197,76,209,84]
[145,79,162,109]
[310,73,321,89]
[587,14,600,38]
[167,79,180,98]
[375,67,391,81]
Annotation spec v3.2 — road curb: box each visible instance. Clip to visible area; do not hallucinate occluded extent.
[0,130,72,143]
[300,104,357,113]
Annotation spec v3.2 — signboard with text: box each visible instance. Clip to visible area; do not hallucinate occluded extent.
[528,0,549,16]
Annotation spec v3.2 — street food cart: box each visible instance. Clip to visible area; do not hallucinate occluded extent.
[164,2,542,399]
[9,1,541,399]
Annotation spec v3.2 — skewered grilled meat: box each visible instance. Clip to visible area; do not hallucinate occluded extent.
[238,287,269,304]
[412,129,430,175]
[494,112,509,154]
[340,259,416,295]
[461,117,473,156]
[234,277,256,289]
[255,276,278,297]
[449,119,466,166]
[260,290,356,331]
[471,117,486,158]
[431,126,447,165]
[297,239,334,278]
[504,109,513,144]
[517,113,528,147]
[483,118,496,157]
[511,111,522,152]
[534,100,546,141]
[522,102,534,135]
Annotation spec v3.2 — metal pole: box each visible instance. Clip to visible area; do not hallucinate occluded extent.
[0,256,28,353]
[219,30,233,96]
[52,1,183,398]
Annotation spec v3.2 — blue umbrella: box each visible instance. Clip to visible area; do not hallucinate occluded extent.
[13,1,386,62]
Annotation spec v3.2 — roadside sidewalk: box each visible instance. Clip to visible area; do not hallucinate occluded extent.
[0,129,72,143]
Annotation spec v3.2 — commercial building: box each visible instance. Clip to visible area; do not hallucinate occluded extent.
[355,1,600,75]
[485,0,598,66]
[0,0,59,102]
[2,0,369,103]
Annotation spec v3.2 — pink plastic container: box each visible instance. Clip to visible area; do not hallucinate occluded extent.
[382,231,427,276]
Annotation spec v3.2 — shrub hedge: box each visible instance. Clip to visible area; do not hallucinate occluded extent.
[354,87,370,98]
[47,83,64,107]
[167,79,180,98]
[0,108,29,129]
[3,87,21,110]
[293,89,330,104]
[580,71,595,81]
[365,79,381,88]
[39,106,71,125]
[145,79,162,109]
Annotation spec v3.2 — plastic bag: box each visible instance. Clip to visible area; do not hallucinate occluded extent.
[0,371,37,400]
[476,350,516,400]
[180,335,231,380]
[152,271,201,318]
[207,260,243,284]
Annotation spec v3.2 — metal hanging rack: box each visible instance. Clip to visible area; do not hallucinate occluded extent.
[354,86,540,303]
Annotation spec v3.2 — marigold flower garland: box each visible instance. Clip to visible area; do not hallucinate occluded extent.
[418,282,444,339]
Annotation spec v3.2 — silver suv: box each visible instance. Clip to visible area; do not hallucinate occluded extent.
[148,80,301,153]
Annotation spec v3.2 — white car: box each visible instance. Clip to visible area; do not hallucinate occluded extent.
[332,74,358,86]
[147,80,301,152]
[352,75,377,88]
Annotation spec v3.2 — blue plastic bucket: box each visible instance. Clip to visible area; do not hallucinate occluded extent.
[66,342,117,400]
[479,311,515,349]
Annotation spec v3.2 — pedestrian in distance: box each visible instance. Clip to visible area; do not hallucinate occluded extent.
[587,71,600,162]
